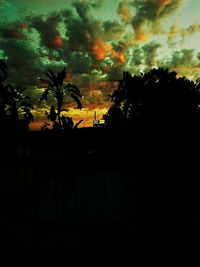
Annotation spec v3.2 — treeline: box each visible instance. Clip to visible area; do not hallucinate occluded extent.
[104,68,200,129]
[1,58,200,135]
[0,59,82,133]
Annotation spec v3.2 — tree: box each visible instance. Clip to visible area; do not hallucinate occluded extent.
[0,59,34,132]
[103,106,124,128]
[5,85,33,124]
[105,68,200,128]
[0,59,7,82]
[39,67,82,130]
[0,59,8,118]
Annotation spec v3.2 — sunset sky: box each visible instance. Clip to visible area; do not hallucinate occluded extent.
[1,0,200,128]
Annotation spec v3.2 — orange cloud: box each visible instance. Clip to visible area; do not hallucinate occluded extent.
[91,38,112,60]
[168,23,200,44]
[118,0,132,23]
[90,89,102,97]
[4,28,27,39]
[135,25,149,42]
[169,23,179,38]
[52,35,64,48]
[112,50,126,64]
[157,0,173,16]
[181,23,200,38]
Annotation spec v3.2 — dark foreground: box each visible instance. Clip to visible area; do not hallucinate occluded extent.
[0,127,199,266]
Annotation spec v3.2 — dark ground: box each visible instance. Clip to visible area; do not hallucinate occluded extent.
[0,126,199,266]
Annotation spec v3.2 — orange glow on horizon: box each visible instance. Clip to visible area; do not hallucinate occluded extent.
[29,106,109,130]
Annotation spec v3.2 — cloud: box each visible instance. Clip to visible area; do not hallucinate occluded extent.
[91,38,112,60]
[168,23,200,45]
[168,23,179,45]
[130,45,144,66]
[143,41,161,67]
[106,65,124,82]
[131,0,184,40]
[111,42,127,64]
[165,49,196,68]
[67,52,93,74]
[0,37,44,86]
[103,20,124,40]
[30,12,64,49]
[118,1,133,23]
[159,48,200,79]
[0,22,29,40]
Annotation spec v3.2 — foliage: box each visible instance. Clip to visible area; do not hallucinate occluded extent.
[104,68,200,128]
[0,59,34,128]
[39,67,82,131]
[5,85,33,123]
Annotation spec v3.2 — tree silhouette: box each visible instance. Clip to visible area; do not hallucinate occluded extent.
[0,59,8,119]
[39,67,82,130]
[105,68,200,128]
[0,59,7,82]
[5,85,33,124]
[103,106,124,128]
[0,60,33,131]
[60,116,84,130]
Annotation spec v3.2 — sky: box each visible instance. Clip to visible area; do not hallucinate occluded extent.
[1,0,200,128]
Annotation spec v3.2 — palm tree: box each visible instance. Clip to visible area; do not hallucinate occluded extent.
[39,67,82,130]
[0,59,33,132]
[6,85,33,125]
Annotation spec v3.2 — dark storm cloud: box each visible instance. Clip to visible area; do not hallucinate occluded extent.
[0,21,28,40]
[106,65,124,82]
[0,38,44,86]
[67,52,93,74]
[30,12,64,49]
[62,13,90,52]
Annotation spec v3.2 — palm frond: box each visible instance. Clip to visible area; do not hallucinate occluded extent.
[61,108,68,112]
[46,69,58,87]
[65,83,82,98]
[74,119,83,128]
[70,93,82,109]
[39,89,49,103]
[58,67,67,86]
